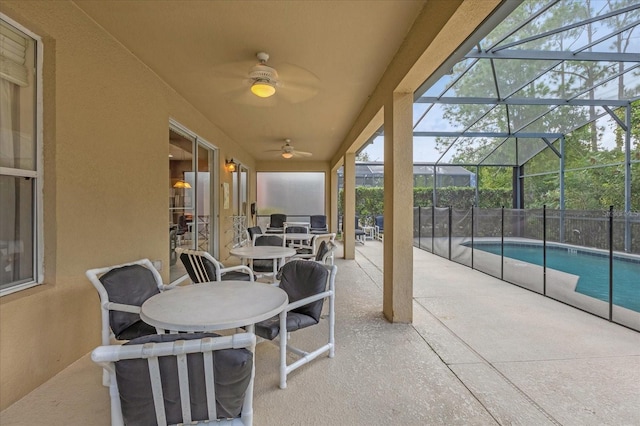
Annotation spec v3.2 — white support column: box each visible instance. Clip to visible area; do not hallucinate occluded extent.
[343,152,356,260]
[383,93,413,323]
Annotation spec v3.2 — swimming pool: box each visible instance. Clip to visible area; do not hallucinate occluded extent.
[471,242,640,313]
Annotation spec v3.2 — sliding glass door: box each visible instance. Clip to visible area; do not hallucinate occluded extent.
[169,124,217,283]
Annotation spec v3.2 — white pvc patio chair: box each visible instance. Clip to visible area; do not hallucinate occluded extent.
[91,332,256,426]
[250,233,286,281]
[255,260,337,389]
[176,248,254,283]
[86,258,178,385]
[291,233,336,265]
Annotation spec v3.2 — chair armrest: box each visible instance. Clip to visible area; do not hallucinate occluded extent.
[290,253,315,260]
[284,290,333,312]
[220,264,253,273]
[220,264,255,279]
[104,302,141,314]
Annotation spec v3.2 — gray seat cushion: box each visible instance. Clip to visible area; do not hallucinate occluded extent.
[315,241,329,262]
[253,235,284,272]
[285,226,307,233]
[221,270,251,281]
[246,226,262,240]
[116,333,253,424]
[116,320,158,341]
[255,261,328,340]
[99,264,160,339]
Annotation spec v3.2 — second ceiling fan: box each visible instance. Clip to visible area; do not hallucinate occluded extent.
[266,139,312,159]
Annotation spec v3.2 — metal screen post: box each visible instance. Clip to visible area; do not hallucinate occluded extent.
[609,205,614,321]
[418,206,422,249]
[501,206,504,280]
[431,205,435,253]
[471,206,474,269]
[543,205,547,296]
[448,206,452,260]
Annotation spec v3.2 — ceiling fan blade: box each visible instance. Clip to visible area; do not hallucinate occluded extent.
[292,150,313,157]
[274,63,320,103]
[276,62,320,87]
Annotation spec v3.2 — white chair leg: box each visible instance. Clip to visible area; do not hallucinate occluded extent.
[279,311,288,389]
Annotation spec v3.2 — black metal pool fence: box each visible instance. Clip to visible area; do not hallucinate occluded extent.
[413,206,640,332]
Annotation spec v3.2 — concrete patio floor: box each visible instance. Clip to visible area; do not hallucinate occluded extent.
[2,241,639,425]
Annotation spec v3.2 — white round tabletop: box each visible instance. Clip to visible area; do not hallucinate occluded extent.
[230,246,296,259]
[140,281,288,332]
[284,233,313,241]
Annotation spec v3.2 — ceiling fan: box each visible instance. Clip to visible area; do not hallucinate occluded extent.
[207,52,320,106]
[266,139,313,159]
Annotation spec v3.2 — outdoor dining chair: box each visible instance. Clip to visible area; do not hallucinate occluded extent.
[176,248,254,283]
[291,233,336,265]
[85,258,179,385]
[245,226,263,244]
[374,215,384,240]
[354,216,366,244]
[255,260,337,389]
[266,213,287,233]
[309,215,328,234]
[91,332,256,426]
[251,234,286,280]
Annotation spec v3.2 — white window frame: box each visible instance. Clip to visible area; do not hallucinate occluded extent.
[0,14,44,296]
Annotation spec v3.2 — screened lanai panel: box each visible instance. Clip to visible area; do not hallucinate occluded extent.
[493,59,562,97]
[414,136,450,163]
[466,105,509,134]
[523,173,559,207]
[445,58,498,98]
[413,103,430,127]
[516,61,639,101]
[574,66,640,100]
[493,1,640,53]
[479,138,517,166]
[518,105,607,135]
[517,138,557,166]
[434,137,469,164]
[508,103,556,133]
[632,163,640,213]
[522,141,561,174]
[565,165,626,210]
[414,103,492,132]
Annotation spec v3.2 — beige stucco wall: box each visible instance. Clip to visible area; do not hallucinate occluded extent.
[0,1,255,408]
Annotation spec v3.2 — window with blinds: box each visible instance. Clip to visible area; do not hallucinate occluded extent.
[0,15,41,296]
[0,20,29,87]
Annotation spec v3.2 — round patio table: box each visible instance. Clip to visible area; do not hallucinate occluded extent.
[230,246,296,281]
[140,281,288,333]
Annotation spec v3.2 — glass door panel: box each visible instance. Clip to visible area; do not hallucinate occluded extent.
[169,125,218,283]
[169,129,195,282]
[195,144,212,252]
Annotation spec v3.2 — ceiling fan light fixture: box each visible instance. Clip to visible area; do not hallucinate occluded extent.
[281,151,294,159]
[251,80,276,98]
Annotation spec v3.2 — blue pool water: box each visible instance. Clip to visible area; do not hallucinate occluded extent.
[472,243,640,312]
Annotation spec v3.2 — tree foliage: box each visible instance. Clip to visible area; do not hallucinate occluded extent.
[428,0,639,212]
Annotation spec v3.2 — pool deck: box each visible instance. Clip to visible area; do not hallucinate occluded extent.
[2,241,639,425]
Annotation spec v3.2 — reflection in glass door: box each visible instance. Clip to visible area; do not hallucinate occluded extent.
[194,144,212,253]
[230,164,249,246]
[169,125,217,283]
